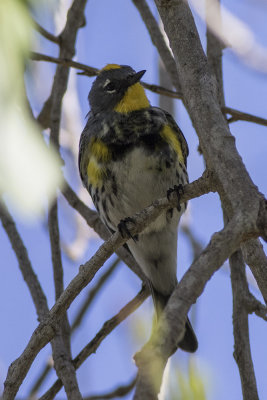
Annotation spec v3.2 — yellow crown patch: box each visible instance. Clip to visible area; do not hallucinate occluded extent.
[100,64,121,72]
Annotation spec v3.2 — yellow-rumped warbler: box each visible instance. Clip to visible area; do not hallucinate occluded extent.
[79,64,198,352]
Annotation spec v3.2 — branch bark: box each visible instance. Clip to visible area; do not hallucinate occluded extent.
[3,176,211,400]
[133,216,247,399]
[132,0,267,396]
[31,52,267,127]
[242,239,267,304]
[230,250,259,400]
[154,0,265,219]
[39,287,148,400]
[131,0,182,92]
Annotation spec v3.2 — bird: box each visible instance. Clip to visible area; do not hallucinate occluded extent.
[78,64,198,353]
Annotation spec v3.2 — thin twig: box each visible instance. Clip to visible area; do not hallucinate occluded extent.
[28,360,53,398]
[34,21,60,44]
[230,250,259,400]
[31,52,98,76]
[31,52,181,98]
[131,0,181,92]
[242,239,267,304]
[39,287,149,400]
[222,106,267,127]
[35,1,90,399]
[133,216,247,399]
[0,202,49,321]
[61,182,146,281]
[71,257,121,333]
[84,376,137,400]
[206,0,225,107]
[27,258,120,396]
[3,175,212,400]
[31,52,267,128]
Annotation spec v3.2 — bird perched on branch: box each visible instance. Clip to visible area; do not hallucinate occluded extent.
[79,64,198,353]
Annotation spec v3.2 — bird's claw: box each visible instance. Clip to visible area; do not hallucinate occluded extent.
[167,184,184,212]
[118,217,138,242]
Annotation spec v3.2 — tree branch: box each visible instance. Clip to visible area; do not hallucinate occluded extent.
[3,175,211,400]
[49,202,81,400]
[39,287,148,400]
[133,216,247,399]
[31,52,267,127]
[0,202,49,320]
[61,182,146,281]
[242,239,267,304]
[71,257,121,333]
[222,106,267,127]
[155,0,263,214]
[206,0,225,107]
[28,258,121,397]
[131,0,181,92]
[31,52,98,76]
[34,21,60,44]
[83,376,137,400]
[230,250,259,400]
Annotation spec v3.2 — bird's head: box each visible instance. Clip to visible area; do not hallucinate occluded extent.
[88,64,149,114]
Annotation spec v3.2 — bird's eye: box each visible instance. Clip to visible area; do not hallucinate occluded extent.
[105,82,116,92]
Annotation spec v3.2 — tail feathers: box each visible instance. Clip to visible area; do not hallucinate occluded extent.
[151,285,198,353]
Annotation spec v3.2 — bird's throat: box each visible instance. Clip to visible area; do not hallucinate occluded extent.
[114,83,149,113]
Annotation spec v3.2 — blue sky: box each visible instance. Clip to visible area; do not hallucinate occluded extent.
[1,0,267,399]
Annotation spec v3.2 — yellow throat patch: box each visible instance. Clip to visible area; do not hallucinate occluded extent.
[114,83,149,113]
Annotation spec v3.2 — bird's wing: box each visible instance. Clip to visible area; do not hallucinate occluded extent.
[158,108,189,166]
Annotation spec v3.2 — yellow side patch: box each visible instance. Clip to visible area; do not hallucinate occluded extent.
[161,125,184,164]
[87,157,104,187]
[90,139,111,162]
[100,64,121,72]
[114,83,149,113]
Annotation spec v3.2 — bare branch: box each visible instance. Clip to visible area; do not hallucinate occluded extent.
[242,239,267,304]
[49,203,64,300]
[245,294,267,322]
[133,216,246,399]
[28,360,53,398]
[49,202,82,400]
[222,106,267,127]
[230,250,259,400]
[206,0,225,106]
[39,287,148,400]
[3,175,212,400]
[191,0,267,73]
[31,52,267,127]
[28,258,120,396]
[62,182,146,281]
[0,201,81,399]
[141,81,182,99]
[84,376,137,400]
[131,0,181,92]
[36,0,88,133]
[0,202,49,320]
[155,0,266,226]
[181,223,203,261]
[71,257,120,333]
[33,21,60,44]
[31,52,98,76]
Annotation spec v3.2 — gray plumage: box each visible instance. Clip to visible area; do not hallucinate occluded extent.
[79,65,198,353]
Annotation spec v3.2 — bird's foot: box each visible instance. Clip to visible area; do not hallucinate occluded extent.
[118,217,138,242]
[167,184,184,212]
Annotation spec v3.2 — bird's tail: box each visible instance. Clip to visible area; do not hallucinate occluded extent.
[151,286,198,353]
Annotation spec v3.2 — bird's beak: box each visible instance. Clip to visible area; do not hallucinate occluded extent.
[128,70,146,86]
